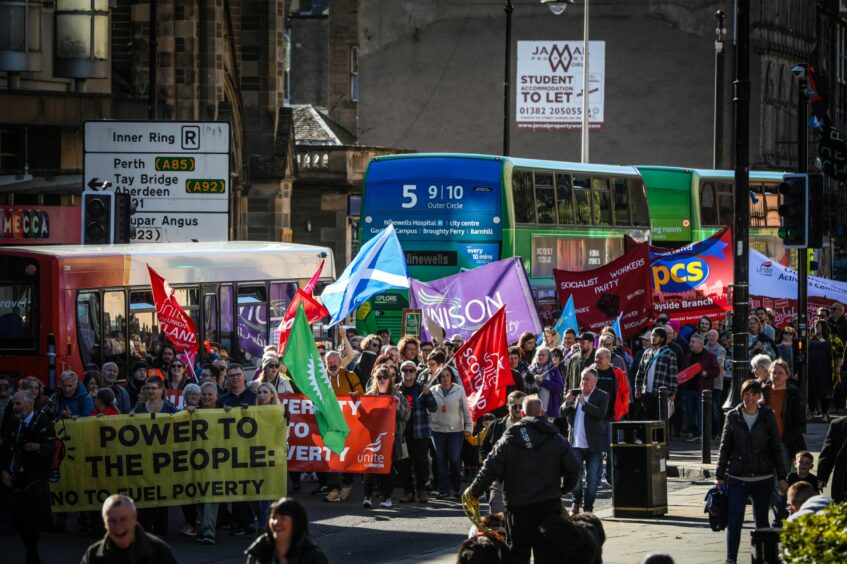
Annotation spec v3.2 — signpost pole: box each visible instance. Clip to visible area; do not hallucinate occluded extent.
[797,70,809,416]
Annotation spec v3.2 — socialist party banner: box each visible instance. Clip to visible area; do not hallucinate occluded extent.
[553,244,653,339]
[750,250,847,327]
[649,227,733,324]
[283,394,396,474]
[410,257,542,344]
[50,407,287,512]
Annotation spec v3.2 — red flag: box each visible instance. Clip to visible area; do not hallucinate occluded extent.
[677,362,702,386]
[146,264,199,354]
[303,259,325,295]
[276,289,330,353]
[454,306,514,420]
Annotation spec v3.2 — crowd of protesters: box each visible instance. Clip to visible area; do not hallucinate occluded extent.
[3,301,847,563]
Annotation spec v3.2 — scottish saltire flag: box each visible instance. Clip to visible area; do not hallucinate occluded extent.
[612,311,624,342]
[282,303,350,454]
[320,224,409,326]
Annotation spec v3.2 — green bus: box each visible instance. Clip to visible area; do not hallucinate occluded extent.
[637,166,830,276]
[357,153,651,337]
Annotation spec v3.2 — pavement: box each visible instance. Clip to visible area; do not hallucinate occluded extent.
[3,420,834,563]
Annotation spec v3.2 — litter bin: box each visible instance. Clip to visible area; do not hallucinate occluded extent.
[611,420,668,518]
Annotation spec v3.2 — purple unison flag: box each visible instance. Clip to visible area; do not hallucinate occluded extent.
[409,257,542,345]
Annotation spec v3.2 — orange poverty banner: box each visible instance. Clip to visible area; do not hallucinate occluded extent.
[281,394,396,474]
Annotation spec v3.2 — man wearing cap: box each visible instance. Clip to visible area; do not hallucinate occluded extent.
[633,327,679,420]
[323,350,365,502]
[566,332,596,392]
[397,359,436,503]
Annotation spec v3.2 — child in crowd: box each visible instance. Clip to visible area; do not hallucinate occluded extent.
[464,413,497,480]
[90,388,120,416]
[786,451,819,492]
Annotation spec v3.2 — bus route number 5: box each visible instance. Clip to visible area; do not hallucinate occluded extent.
[402,184,418,208]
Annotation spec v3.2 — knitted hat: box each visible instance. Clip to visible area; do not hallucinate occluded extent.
[262,353,280,369]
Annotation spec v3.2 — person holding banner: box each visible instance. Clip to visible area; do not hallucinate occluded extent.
[431,367,473,499]
[130,377,178,416]
[166,359,196,392]
[324,351,365,503]
[633,327,678,421]
[362,365,410,509]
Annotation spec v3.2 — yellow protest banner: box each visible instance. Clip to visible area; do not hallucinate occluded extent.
[50,406,287,512]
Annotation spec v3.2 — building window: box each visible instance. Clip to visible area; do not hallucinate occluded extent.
[54,0,110,78]
[0,0,42,72]
[350,46,359,102]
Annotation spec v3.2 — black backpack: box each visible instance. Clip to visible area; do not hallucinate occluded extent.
[704,485,729,531]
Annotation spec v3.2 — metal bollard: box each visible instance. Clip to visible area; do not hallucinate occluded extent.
[658,386,669,452]
[750,527,781,564]
[701,390,712,464]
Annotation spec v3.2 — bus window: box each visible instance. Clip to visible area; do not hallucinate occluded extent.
[220,285,234,357]
[700,182,719,225]
[270,282,298,329]
[591,178,612,226]
[0,282,34,350]
[173,287,200,340]
[750,184,767,227]
[129,291,159,363]
[763,184,781,227]
[573,176,591,225]
[103,291,127,375]
[630,179,650,227]
[534,173,556,224]
[77,292,101,368]
[717,183,733,226]
[613,178,631,226]
[513,170,535,223]
[555,174,574,224]
[237,284,268,363]
[204,291,219,346]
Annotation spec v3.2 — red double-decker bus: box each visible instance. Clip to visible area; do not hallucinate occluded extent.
[0,242,334,389]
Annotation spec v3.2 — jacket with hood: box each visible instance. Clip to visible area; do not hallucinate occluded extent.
[244,532,328,564]
[716,403,788,481]
[785,495,832,522]
[469,416,579,508]
[53,382,94,417]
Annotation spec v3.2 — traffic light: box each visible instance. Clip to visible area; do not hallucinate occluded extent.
[807,173,824,249]
[777,173,808,248]
[81,191,114,244]
[113,192,135,244]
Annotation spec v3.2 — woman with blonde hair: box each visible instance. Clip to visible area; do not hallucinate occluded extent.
[362,364,410,509]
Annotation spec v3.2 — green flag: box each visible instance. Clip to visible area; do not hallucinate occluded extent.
[282,302,349,454]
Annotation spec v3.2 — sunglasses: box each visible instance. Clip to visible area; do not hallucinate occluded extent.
[266,363,280,368]
[226,372,243,378]
[370,342,381,349]
[402,368,416,373]
[172,364,184,369]
[377,375,390,381]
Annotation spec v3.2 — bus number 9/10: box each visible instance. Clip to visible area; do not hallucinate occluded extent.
[401,184,464,208]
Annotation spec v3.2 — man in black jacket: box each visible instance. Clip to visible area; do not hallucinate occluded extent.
[0,390,57,564]
[561,367,610,515]
[466,395,579,563]
[818,415,847,503]
[81,494,178,564]
[479,390,526,513]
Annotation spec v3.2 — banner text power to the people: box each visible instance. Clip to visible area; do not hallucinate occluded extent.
[50,407,287,512]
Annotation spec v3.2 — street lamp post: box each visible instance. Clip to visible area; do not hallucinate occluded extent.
[713,10,726,168]
[504,0,514,156]
[541,0,587,162]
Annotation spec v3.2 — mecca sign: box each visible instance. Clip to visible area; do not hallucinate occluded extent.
[84,121,231,243]
[516,41,605,131]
